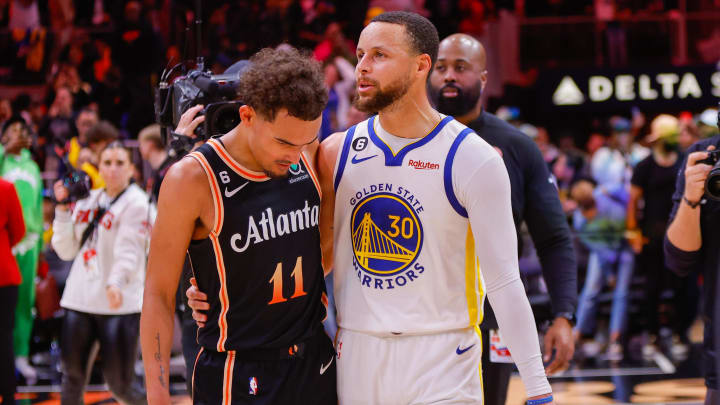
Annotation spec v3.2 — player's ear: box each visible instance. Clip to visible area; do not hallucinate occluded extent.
[238,105,256,126]
[416,53,432,79]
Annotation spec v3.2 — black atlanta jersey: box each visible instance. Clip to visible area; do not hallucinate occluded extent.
[187,138,327,352]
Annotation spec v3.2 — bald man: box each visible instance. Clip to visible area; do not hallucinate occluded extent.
[429,34,577,405]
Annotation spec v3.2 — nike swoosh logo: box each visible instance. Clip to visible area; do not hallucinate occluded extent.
[456,344,475,355]
[320,356,334,375]
[224,181,249,198]
[351,154,377,164]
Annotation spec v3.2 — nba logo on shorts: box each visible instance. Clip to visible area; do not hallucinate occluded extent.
[249,377,258,395]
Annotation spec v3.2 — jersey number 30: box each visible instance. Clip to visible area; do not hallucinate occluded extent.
[268,256,306,305]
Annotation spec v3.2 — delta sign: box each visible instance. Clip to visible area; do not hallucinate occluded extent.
[538,65,720,112]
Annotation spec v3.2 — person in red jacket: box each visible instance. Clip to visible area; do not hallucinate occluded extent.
[0,178,25,405]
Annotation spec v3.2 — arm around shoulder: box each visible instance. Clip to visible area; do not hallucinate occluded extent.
[317,132,343,274]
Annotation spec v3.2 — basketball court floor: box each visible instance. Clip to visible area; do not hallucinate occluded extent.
[10,342,707,405]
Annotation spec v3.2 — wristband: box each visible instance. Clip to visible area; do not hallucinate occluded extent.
[527,395,553,405]
[683,196,702,208]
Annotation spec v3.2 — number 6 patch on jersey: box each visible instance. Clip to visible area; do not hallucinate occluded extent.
[489,329,513,363]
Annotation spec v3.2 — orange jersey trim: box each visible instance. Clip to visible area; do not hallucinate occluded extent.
[300,152,322,199]
[188,152,224,235]
[222,351,236,404]
[210,233,230,352]
[188,151,229,351]
[208,138,270,181]
[191,347,204,400]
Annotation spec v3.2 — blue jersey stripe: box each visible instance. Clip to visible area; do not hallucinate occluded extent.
[368,115,454,166]
[444,128,474,218]
[334,125,357,191]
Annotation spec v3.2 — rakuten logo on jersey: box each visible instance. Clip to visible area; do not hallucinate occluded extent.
[407,160,439,170]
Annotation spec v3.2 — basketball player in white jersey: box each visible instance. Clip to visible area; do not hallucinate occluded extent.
[316,11,554,405]
[189,11,555,405]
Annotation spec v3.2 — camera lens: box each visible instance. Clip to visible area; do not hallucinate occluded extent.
[707,167,720,201]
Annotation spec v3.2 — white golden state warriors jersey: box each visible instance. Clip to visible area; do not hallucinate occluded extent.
[333,115,489,335]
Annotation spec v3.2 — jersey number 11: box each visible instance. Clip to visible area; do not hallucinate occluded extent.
[268,256,306,305]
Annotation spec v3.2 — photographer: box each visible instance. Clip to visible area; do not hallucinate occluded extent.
[52,141,153,405]
[665,124,719,404]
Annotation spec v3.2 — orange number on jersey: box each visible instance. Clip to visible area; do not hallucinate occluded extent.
[268,256,306,305]
[268,263,288,305]
[290,256,307,298]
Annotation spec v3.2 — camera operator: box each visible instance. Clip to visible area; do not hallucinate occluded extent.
[52,141,153,405]
[665,119,720,404]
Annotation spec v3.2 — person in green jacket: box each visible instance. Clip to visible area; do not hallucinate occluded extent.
[0,116,43,385]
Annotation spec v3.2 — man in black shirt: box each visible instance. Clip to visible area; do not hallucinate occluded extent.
[628,114,693,357]
[429,33,577,405]
[665,132,720,405]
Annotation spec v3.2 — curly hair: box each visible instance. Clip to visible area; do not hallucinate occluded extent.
[237,47,328,122]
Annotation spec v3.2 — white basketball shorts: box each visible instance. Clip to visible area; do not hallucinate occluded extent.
[335,327,484,404]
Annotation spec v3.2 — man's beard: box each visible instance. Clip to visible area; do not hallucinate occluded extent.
[353,75,412,114]
[429,81,481,117]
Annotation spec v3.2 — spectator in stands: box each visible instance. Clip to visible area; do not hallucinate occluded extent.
[137,124,169,202]
[571,178,634,361]
[78,120,120,190]
[0,178,25,404]
[40,87,76,158]
[314,21,356,62]
[0,116,43,385]
[60,108,99,174]
[627,114,694,359]
[591,116,647,189]
[678,113,701,152]
[0,99,12,126]
[320,56,355,140]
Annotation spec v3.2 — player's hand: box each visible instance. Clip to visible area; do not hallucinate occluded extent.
[683,145,716,204]
[543,317,574,375]
[174,105,205,139]
[106,286,123,309]
[186,277,209,328]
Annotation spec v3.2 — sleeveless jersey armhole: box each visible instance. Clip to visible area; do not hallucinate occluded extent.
[333,125,358,192]
[188,151,225,236]
[443,128,475,218]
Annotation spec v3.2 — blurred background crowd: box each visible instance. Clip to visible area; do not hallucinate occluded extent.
[0,0,719,399]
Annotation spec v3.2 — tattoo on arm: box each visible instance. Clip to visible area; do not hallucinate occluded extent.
[154,332,167,388]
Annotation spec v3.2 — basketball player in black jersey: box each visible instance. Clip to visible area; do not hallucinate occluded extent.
[140,47,336,405]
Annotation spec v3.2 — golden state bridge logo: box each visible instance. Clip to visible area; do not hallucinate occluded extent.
[351,191,425,289]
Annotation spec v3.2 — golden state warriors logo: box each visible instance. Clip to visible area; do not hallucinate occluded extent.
[351,192,423,278]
